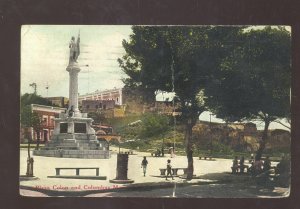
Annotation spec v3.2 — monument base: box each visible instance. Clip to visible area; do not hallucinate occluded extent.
[33,149,110,159]
[33,113,109,159]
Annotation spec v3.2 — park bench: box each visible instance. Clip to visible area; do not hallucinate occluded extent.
[55,167,100,176]
[159,168,188,176]
[120,150,134,155]
[48,167,107,180]
[172,168,188,175]
[159,168,167,175]
[199,156,212,160]
[231,164,250,174]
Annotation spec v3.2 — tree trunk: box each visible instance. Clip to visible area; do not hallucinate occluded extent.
[26,130,32,176]
[27,131,31,159]
[185,122,194,180]
[161,137,165,157]
[255,120,270,160]
[35,130,40,150]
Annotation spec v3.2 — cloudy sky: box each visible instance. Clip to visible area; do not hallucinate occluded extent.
[21,25,290,130]
[21,25,132,97]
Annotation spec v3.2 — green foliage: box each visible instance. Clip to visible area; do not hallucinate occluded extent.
[20,93,47,133]
[204,26,291,159]
[21,93,52,108]
[20,105,32,128]
[118,26,247,124]
[20,105,43,130]
[139,113,170,138]
[20,105,43,142]
[206,27,291,122]
[88,111,105,124]
[31,111,43,131]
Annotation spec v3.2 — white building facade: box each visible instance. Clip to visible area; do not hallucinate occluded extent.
[78,88,123,105]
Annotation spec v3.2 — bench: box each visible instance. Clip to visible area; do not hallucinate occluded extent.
[55,167,100,176]
[231,164,250,174]
[159,168,188,176]
[159,168,167,175]
[172,168,188,175]
[199,156,212,160]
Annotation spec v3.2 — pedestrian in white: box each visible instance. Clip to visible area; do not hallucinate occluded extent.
[141,156,148,177]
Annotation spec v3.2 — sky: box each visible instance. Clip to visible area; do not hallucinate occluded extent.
[21,25,291,131]
[21,25,132,97]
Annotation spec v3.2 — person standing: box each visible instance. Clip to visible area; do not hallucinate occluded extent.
[239,156,245,173]
[253,156,263,176]
[263,156,271,172]
[166,159,174,180]
[141,156,148,177]
[231,156,239,174]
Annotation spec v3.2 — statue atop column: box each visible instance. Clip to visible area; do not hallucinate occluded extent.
[69,32,80,64]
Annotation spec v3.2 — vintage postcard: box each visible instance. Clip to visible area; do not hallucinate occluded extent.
[19,25,291,197]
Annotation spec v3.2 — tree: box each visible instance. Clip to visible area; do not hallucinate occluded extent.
[21,93,52,107]
[20,105,44,150]
[31,112,43,150]
[118,26,243,179]
[88,111,106,124]
[20,93,52,150]
[206,27,291,160]
[20,105,43,177]
[20,105,33,158]
[139,113,170,138]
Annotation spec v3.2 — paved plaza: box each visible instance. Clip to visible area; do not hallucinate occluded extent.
[19,147,288,197]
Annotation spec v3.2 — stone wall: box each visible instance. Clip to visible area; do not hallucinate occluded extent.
[192,122,290,152]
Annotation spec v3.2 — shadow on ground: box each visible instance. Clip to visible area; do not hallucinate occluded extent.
[19,172,290,198]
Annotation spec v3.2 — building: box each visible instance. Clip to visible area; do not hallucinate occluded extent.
[46,96,69,107]
[80,99,126,118]
[81,100,115,113]
[79,88,123,105]
[21,104,66,143]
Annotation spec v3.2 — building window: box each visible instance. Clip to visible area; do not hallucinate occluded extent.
[50,116,55,126]
[43,130,48,142]
[43,115,48,126]
[86,105,90,109]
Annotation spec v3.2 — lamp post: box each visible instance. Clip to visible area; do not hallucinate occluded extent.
[209,113,213,156]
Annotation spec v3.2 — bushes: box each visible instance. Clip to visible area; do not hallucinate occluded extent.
[139,113,170,138]
[211,141,233,154]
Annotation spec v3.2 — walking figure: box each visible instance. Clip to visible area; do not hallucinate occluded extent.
[141,156,148,177]
[166,159,174,180]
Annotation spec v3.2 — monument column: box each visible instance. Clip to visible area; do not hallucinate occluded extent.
[67,64,81,116]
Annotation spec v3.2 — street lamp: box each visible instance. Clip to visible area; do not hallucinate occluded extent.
[209,113,213,156]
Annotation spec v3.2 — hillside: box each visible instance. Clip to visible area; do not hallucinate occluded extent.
[98,114,290,157]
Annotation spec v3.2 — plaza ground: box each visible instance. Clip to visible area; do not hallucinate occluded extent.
[19,147,289,197]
